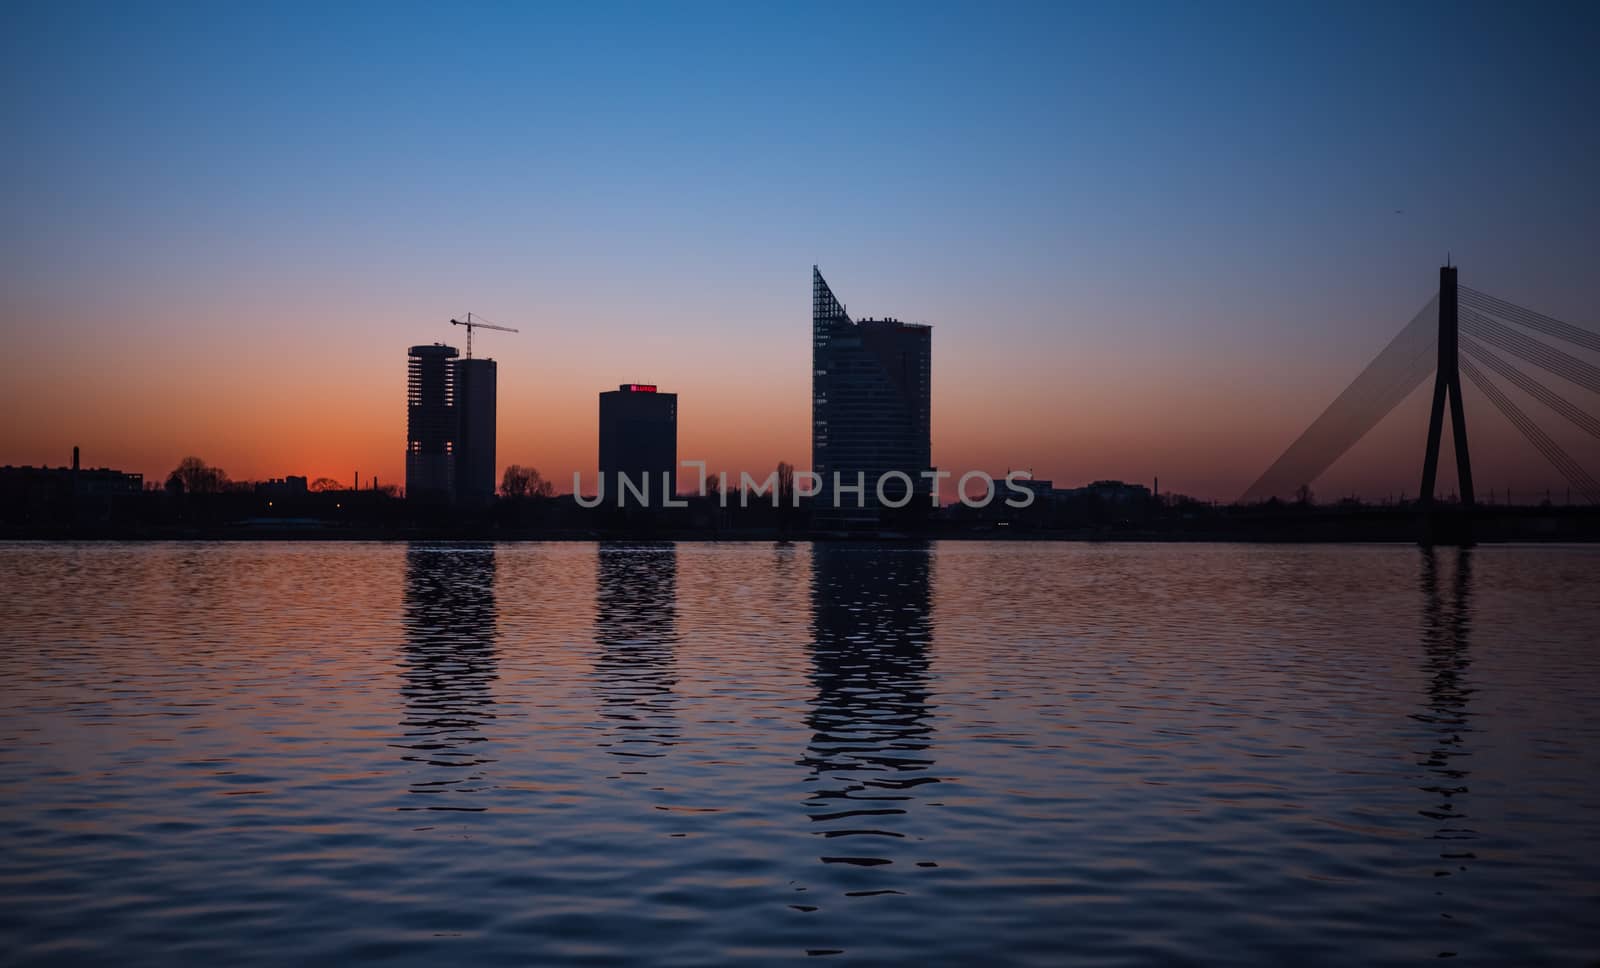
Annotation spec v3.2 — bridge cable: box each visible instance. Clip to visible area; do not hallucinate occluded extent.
[1460,336,1600,441]
[1460,358,1600,504]
[1460,357,1600,505]
[1460,287,1600,354]
[1242,301,1439,502]
[1239,296,1438,503]
[1459,308,1600,396]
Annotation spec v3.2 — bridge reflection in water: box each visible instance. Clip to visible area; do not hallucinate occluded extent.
[1415,548,1478,958]
[396,543,499,811]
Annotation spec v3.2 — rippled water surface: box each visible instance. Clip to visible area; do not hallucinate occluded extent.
[2,541,1598,965]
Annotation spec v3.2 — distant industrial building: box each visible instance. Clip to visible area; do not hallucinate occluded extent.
[1007,478,1153,510]
[0,447,142,495]
[599,384,678,504]
[0,447,144,520]
[1074,480,1152,504]
[811,267,932,524]
[453,358,497,508]
[71,469,145,495]
[1010,477,1056,504]
[256,476,309,498]
[406,344,459,502]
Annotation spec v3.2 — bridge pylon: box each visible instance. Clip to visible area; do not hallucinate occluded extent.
[1419,265,1475,508]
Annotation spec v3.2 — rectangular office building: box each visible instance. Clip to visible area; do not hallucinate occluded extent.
[599,384,678,505]
[453,357,497,508]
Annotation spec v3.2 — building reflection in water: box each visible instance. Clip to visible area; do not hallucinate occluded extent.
[1415,547,1476,951]
[802,543,936,869]
[592,544,680,764]
[397,543,499,811]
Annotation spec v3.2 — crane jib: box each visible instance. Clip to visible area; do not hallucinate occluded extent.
[450,312,521,358]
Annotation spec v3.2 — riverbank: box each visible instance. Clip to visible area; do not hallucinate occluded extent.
[4,505,1596,543]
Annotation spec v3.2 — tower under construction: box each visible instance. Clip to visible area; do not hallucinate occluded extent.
[406,344,458,502]
[453,357,497,508]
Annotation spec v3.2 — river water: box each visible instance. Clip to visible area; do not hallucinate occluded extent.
[0,541,1596,965]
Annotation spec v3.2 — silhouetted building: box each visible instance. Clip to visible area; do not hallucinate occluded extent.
[1068,480,1152,504]
[72,466,145,496]
[812,267,932,525]
[599,384,678,504]
[406,344,458,502]
[0,448,144,525]
[0,447,143,502]
[453,358,497,508]
[1011,477,1055,504]
[256,476,308,498]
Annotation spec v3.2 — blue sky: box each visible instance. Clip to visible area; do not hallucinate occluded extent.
[2,1,1597,498]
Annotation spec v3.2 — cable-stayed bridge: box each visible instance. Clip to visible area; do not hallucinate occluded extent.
[1241,266,1600,508]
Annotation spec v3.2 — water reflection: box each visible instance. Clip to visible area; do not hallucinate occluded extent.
[1415,548,1476,951]
[592,544,680,764]
[802,543,937,871]
[397,543,498,810]
[5,543,1600,964]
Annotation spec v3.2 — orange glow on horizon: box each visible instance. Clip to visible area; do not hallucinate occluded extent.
[2,288,1594,504]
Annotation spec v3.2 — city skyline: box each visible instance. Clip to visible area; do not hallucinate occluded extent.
[5,6,1600,962]
[7,259,1596,506]
[2,3,1597,501]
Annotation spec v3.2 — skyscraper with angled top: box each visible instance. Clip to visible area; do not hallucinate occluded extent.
[811,267,933,526]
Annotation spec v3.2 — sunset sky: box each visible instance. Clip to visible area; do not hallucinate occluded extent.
[3,2,1597,502]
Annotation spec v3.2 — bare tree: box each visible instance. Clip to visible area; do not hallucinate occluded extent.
[309,477,343,493]
[501,464,554,499]
[1293,483,1315,507]
[774,461,798,535]
[776,461,795,507]
[166,456,229,494]
[501,465,531,498]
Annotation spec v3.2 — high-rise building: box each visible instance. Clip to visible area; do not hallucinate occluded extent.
[811,267,932,523]
[453,358,497,508]
[406,344,458,502]
[599,383,678,505]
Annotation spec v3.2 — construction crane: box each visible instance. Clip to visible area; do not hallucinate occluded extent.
[450,312,520,358]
